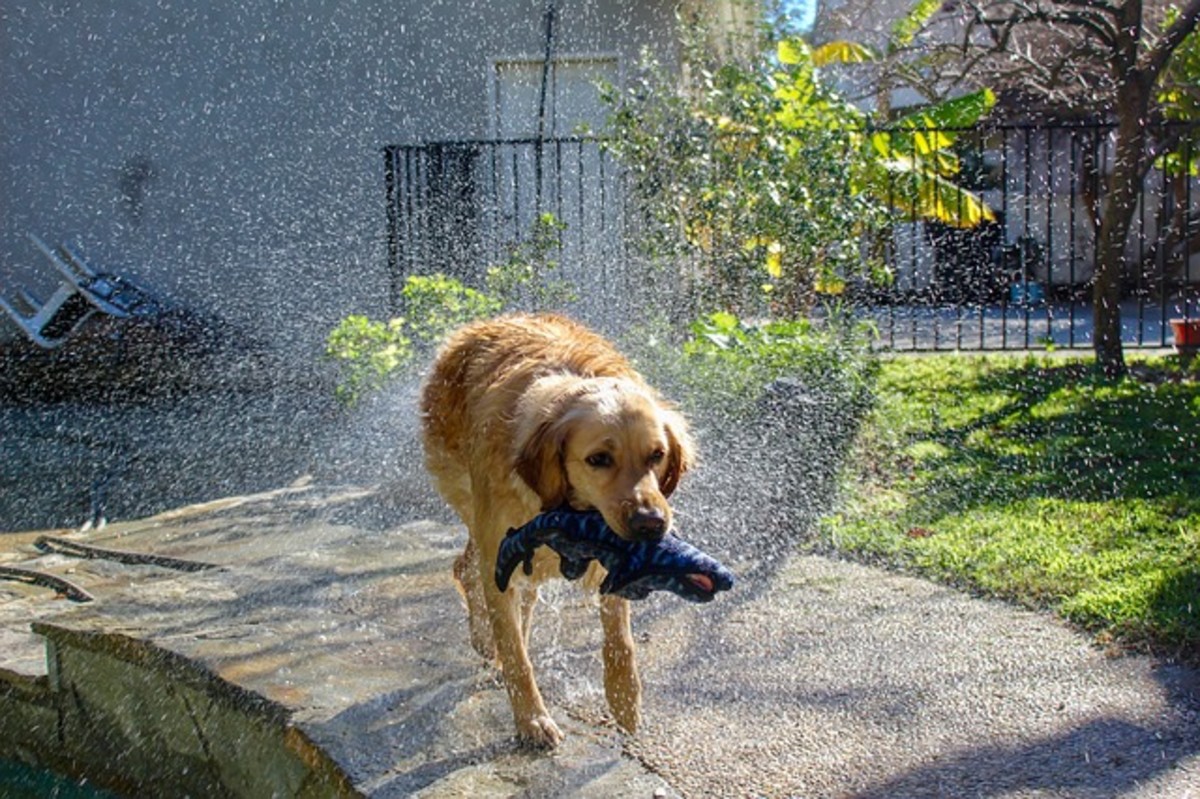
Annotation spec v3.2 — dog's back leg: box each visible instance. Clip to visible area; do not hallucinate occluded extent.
[423,443,498,661]
[453,539,496,661]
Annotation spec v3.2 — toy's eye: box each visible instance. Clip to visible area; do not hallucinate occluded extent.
[648,448,665,465]
[585,452,614,468]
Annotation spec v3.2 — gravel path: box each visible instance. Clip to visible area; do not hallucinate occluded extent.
[538,555,1198,799]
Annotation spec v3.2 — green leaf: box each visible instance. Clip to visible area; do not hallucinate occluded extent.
[891,0,943,48]
[708,310,740,333]
[876,167,996,227]
[893,89,995,130]
[777,37,810,66]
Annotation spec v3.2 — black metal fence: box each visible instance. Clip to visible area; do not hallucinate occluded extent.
[385,123,1199,350]
[861,121,1199,350]
[384,137,629,323]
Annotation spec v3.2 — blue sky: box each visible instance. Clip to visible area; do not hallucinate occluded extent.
[780,0,818,32]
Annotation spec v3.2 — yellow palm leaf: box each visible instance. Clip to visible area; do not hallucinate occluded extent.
[812,40,875,66]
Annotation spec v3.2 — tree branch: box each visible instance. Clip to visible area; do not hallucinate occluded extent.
[1051,9,1121,49]
[1145,0,1200,78]
[1056,0,1120,17]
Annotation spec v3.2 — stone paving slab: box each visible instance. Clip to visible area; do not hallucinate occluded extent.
[1,483,1197,798]
[0,485,677,798]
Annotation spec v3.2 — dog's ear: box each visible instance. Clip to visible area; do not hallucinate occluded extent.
[514,416,571,509]
[513,381,581,509]
[660,410,695,499]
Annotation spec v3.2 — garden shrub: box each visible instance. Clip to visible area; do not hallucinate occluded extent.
[325,275,499,405]
[631,310,878,423]
[325,214,572,405]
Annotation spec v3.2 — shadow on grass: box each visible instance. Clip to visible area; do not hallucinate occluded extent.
[913,360,1199,509]
[854,356,1200,657]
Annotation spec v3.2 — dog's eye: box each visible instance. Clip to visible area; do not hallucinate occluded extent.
[585,452,614,468]
[648,448,665,465]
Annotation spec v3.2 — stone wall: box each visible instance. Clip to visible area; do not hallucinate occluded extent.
[2,624,357,798]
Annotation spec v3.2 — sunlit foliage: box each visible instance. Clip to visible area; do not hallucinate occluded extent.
[603,18,993,317]
[325,215,572,405]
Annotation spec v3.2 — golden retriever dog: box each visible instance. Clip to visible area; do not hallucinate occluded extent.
[420,313,694,747]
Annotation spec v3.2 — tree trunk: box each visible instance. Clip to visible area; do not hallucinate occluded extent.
[1093,101,1147,379]
[1092,3,1151,379]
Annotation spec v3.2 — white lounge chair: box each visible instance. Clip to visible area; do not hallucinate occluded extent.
[0,235,158,348]
[0,278,98,349]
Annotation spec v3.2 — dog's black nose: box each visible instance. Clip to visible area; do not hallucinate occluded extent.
[629,508,667,539]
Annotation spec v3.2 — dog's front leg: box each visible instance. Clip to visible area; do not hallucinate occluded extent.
[477,528,564,748]
[600,594,641,732]
[453,539,496,661]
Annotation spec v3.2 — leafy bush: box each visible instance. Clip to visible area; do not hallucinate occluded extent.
[402,274,502,347]
[325,215,573,405]
[325,275,500,405]
[604,40,884,316]
[603,20,994,318]
[634,310,878,421]
[324,314,413,406]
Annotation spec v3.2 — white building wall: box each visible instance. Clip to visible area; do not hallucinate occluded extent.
[0,0,676,360]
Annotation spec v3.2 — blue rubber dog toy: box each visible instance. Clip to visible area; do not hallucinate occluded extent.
[495,508,734,603]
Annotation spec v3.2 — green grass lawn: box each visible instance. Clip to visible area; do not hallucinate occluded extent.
[819,353,1199,660]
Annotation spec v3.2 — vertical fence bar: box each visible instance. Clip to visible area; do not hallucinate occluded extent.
[1000,127,1010,350]
[1137,143,1149,346]
[886,141,897,349]
[1093,126,1104,349]
[596,140,607,239]
[1021,126,1032,349]
[403,146,418,295]
[910,157,919,351]
[554,137,565,237]
[1154,142,1167,346]
[1075,128,1084,347]
[553,139,565,309]
[510,145,522,242]
[1188,134,1196,324]
[413,146,426,285]
[952,128,965,350]
[1044,126,1054,345]
[383,146,399,315]
[576,140,588,293]
[1157,138,1169,347]
[976,127,986,350]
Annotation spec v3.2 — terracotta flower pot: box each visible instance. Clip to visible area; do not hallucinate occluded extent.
[1170,318,1200,350]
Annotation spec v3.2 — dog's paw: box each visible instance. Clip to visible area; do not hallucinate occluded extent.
[516,713,564,749]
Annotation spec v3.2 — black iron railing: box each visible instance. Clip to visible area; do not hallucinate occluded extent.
[385,124,1199,350]
[861,121,1199,350]
[383,137,628,321]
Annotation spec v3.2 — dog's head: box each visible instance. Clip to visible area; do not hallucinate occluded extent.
[514,375,694,541]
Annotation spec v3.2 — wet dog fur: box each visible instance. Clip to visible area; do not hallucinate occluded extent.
[420,313,694,747]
